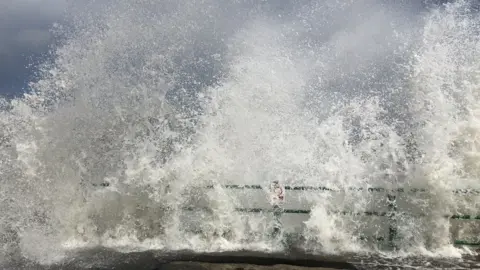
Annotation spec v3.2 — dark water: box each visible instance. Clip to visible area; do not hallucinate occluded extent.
[3,249,479,270]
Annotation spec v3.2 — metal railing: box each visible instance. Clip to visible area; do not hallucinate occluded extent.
[186,184,480,248]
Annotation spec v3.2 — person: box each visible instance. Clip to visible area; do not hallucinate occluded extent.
[270,180,285,206]
[270,181,285,238]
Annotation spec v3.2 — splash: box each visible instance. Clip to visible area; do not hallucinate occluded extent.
[1,0,480,266]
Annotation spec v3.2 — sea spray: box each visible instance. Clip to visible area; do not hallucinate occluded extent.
[0,0,480,266]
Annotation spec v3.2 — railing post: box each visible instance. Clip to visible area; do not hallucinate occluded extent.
[387,194,397,249]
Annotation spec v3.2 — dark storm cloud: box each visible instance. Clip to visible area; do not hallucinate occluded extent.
[0,0,67,97]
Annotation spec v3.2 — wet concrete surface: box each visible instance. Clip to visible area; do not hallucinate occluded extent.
[157,262,348,270]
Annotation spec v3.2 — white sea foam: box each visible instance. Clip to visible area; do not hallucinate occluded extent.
[1,0,480,265]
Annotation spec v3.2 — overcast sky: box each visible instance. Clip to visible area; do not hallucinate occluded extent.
[0,0,67,97]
